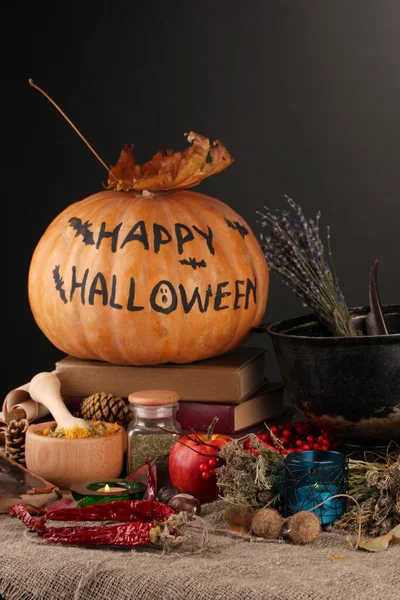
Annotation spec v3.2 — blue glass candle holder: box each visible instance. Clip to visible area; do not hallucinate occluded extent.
[284,450,348,526]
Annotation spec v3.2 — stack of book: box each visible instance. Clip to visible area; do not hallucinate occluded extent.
[54,346,286,435]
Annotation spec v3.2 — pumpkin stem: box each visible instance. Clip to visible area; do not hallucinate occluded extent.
[206,417,219,441]
[28,79,112,175]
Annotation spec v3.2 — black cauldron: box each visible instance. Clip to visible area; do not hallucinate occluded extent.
[267,305,400,439]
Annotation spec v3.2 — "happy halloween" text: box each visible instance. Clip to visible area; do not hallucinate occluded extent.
[68,218,215,255]
[53,266,257,314]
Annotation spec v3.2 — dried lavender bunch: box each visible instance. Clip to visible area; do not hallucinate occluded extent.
[257,196,357,337]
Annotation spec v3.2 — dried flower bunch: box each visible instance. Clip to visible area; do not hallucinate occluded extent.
[257,196,357,337]
[40,422,120,439]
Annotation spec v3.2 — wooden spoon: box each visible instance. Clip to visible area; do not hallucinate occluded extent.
[29,372,88,429]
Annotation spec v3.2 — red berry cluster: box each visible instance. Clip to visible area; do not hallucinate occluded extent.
[243,420,340,456]
[198,457,219,479]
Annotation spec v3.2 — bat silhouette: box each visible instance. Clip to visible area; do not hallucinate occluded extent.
[53,265,68,304]
[225,219,248,238]
[179,257,207,269]
[68,217,95,245]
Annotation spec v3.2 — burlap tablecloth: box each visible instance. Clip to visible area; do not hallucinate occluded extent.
[0,500,399,600]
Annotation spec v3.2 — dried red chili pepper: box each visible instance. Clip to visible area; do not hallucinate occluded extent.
[7,505,117,537]
[43,521,156,546]
[8,504,47,533]
[145,460,156,501]
[9,503,180,547]
[41,499,174,524]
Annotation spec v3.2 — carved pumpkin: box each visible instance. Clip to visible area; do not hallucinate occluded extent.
[28,116,269,364]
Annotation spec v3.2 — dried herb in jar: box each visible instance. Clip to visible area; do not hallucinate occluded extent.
[129,434,178,485]
[127,391,182,487]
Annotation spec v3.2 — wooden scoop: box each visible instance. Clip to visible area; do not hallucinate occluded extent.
[29,372,88,429]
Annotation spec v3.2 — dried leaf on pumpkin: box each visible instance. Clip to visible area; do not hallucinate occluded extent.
[106,131,234,192]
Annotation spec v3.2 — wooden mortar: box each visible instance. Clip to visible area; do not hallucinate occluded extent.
[25,421,127,489]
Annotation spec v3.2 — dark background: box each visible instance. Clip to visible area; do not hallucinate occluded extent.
[3,0,400,402]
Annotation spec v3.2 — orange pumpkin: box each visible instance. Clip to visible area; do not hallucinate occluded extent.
[28,117,269,365]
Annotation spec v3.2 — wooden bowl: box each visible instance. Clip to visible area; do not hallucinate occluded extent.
[25,421,127,489]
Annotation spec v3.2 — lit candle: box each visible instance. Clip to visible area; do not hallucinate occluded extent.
[96,483,125,494]
[70,479,147,506]
[289,483,345,525]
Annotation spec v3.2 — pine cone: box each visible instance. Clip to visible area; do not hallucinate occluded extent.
[80,392,130,424]
[5,418,29,466]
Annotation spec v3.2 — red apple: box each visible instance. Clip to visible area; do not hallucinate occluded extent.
[169,420,231,502]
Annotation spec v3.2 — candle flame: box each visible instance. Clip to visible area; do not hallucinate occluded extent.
[104,484,110,493]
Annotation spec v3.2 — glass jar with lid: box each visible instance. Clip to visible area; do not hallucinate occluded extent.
[127,389,181,488]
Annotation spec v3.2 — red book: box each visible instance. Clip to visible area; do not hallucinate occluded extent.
[175,380,285,434]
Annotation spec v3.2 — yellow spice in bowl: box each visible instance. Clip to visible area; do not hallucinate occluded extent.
[40,422,120,439]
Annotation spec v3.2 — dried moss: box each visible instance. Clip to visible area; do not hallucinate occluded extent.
[216,434,285,509]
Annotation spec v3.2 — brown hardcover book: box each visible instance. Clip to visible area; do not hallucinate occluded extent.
[176,380,285,433]
[54,346,266,403]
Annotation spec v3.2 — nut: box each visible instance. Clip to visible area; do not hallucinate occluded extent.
[168,493,201,515]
